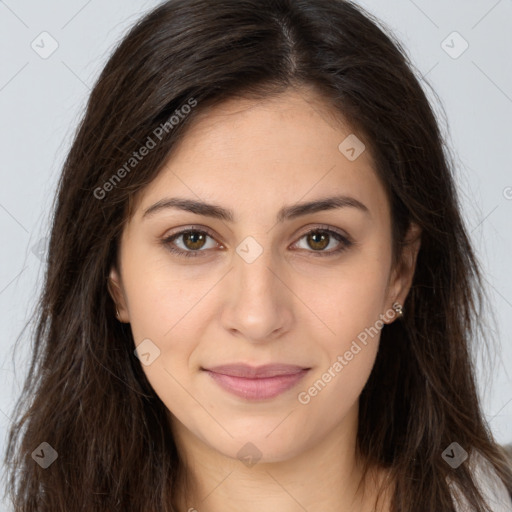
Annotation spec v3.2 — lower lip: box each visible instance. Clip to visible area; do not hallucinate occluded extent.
[205,369,309,400]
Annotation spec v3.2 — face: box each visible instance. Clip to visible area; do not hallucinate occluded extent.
[109,87,420,464]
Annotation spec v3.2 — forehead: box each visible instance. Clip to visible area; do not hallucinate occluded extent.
[132,87,390,226]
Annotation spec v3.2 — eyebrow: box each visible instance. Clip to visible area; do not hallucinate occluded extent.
[142,194,370,223]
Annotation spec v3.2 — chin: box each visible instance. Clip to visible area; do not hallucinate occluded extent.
[201,423,312,466]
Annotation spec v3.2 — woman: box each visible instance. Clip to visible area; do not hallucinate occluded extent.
[4,0,512,510]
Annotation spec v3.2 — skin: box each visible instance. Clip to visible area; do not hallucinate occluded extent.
[109,86,421,512]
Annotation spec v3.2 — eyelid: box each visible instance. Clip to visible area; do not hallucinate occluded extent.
[295,224,352,244]
[163,224,219,241]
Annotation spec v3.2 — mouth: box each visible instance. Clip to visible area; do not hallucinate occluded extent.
[202,364,310,401]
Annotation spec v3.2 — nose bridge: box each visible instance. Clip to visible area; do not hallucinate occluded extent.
[235,236,282,310]
[237,249,276,299]
[221,235,293,341]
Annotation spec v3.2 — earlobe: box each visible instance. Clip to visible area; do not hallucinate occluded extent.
[386,222,422,322]
[107,267,129,322]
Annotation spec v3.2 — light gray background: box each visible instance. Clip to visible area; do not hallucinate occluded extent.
[0,1,511,507]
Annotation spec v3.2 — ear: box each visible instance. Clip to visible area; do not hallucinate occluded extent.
[107,267,130,323]
[384,222,422,323]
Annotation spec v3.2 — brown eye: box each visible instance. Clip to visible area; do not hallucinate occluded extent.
[293,228,353,257]
[162,229,220,258]
[162,225,352,259]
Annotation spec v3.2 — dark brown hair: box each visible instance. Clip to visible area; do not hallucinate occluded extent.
[4,0,512,510]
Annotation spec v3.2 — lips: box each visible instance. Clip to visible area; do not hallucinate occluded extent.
[205,363,307,378]
[203,364,310,400]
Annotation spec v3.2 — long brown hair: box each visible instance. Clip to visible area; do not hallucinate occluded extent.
[4,0,512,510]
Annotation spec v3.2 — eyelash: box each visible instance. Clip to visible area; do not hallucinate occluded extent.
[161,225,353,259]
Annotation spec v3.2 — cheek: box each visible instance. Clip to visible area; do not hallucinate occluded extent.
[299,251,391,347]
[121,243,209,342]
[119,249,207,410]
[296,336,379,440]
[294,252,389,409]
[122,261,205,425]
[296,262,389,419]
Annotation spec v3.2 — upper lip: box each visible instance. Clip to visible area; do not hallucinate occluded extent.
[203,364,309,378]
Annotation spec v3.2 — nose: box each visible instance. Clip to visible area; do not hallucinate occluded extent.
[219,243,294,343]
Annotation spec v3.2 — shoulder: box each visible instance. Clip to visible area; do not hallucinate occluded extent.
[449,450,512,512]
